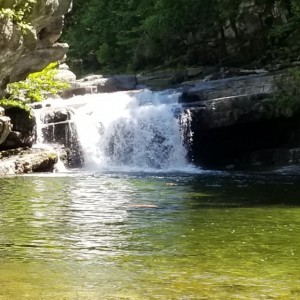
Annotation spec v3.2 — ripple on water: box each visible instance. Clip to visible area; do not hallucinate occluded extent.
[1,170,300,299]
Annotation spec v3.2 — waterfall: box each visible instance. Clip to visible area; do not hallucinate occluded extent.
[34,89,196,172]
[33,105,69,172]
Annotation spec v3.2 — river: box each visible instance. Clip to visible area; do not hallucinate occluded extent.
[1,90,300,299]
[1,169,300,299]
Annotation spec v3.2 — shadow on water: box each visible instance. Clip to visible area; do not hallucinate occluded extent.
[168,169,300,208]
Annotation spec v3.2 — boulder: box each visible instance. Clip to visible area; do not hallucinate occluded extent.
[0,0,72,97]
[54,63,77,83]
[42,107,74,124]
[0,148,58,175]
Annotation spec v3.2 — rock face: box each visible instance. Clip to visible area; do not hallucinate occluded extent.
[0,0,72,97]
[180,69,300,169]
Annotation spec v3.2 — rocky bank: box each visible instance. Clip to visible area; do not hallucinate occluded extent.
[0,0,72,175]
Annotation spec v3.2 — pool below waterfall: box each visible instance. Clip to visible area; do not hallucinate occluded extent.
[1,169,300,299]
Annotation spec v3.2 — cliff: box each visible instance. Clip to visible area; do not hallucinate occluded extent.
[180,68,300,169]
[0,0,72,98]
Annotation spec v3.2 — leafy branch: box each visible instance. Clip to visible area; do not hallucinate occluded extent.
[0,62,70,111]
[0,0,37,32]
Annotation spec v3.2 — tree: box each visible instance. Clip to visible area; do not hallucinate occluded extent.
[62,0,300,74]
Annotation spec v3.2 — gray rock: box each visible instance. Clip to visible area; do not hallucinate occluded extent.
[42,107,74,124]
[54,66,77,83]
[0,0,72,97]
[0,148,58,175]
[179,71,300,129]
[137,71,186,89]
[0,116,12,145]
[61,85,97,98]
[61,74,137,98]
[79,74,137,92]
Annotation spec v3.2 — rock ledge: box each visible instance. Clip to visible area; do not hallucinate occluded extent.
[0,148,58,175]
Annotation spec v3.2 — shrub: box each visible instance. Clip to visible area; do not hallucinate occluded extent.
[0,62,70,111]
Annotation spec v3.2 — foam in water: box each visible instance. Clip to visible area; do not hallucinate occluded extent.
[34,89,198,173]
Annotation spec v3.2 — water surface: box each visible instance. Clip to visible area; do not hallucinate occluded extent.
[1,170,300,299]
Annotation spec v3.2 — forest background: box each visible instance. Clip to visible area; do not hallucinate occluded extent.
[63,0,300,75]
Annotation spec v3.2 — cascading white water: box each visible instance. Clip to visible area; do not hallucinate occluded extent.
[33,105,68,172]
[35,89,196,172]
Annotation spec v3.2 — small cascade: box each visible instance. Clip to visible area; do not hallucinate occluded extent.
[33,105,79,171]
[34,89,196,172]
[179,108,194,158]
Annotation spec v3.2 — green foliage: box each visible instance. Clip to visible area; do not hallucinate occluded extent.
[0,98,30,112]
[0,63,70,111]
[63,0,300,73]
[0,0,36,32]
[269,1,300,60]
[273,67,300,116]
[63,0,216,72]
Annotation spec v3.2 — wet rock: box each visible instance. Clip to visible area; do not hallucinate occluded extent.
[61,74,137,98]
[179,69,300,170]
[61,85,97,98]
[0,148,58,175]
[137,71,187,89]
[37,107,82,168]
[42,107,74,124]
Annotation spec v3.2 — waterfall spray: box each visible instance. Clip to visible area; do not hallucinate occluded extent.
[34,89,196,172]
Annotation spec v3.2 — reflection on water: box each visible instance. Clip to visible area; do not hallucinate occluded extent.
[1,171,300,299]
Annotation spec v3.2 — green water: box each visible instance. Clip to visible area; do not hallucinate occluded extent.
[1,170,300,299]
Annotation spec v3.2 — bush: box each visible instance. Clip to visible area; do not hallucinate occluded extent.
[0,62,70,111]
